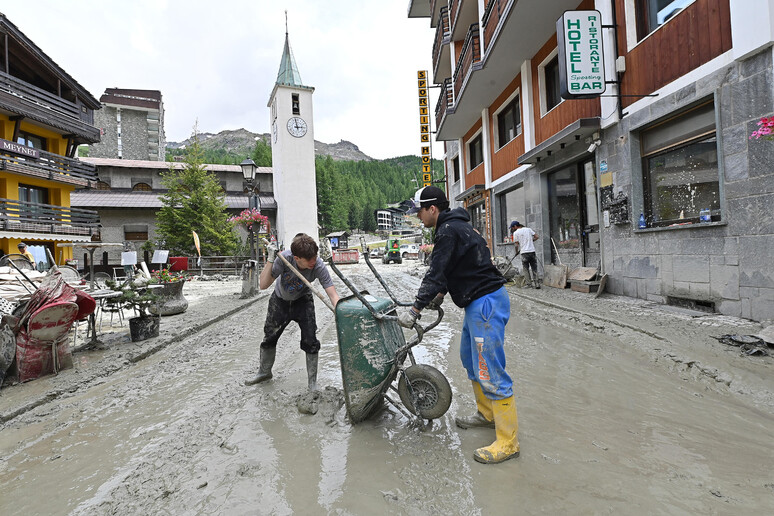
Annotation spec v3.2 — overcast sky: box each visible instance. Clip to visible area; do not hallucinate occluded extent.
[2,1,443,160]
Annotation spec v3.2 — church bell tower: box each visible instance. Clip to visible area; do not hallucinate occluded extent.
[268,29,318,248]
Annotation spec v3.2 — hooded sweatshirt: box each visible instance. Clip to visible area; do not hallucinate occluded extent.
[414,207,505,309]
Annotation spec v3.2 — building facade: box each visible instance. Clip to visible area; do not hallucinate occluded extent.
[71,158,275,265]
[409,0,774,322]
[90,88,165,161]
[0,13,101,266]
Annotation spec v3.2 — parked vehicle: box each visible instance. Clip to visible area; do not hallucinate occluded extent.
[383,238,402,264]
[399,243,419,259]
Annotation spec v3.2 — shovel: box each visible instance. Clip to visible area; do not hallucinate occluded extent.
[260,238,335,313]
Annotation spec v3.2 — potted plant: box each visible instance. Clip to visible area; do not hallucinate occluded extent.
[148,267,189,316]
[107,279,160,342]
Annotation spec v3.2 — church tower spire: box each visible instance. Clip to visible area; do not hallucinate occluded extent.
[267,17,318,247]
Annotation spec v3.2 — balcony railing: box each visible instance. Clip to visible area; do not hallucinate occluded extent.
[0,70,88,124]
[0,149,98,186]
[453,24,481,101]
[435,78,454,129]
[0,198,100,237]
[482,0,507,50]
[432,7,451,80]
[449,0,461,36]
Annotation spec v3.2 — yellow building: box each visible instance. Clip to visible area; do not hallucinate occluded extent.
[0,13,101,268]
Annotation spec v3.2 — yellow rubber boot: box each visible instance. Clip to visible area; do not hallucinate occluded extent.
[473,395,520,464]
[455,381,495,429]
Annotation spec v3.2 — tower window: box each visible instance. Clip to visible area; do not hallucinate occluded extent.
[292,94,300,115]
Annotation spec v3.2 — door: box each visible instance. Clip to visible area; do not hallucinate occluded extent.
[581,159,600,268]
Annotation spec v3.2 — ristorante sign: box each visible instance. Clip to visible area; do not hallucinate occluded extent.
[0,138,39,159]
[556,10,606,99]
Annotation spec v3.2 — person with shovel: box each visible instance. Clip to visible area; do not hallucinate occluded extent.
[511,221,540,289]
[244,233,340,390]
[397,186,519,465]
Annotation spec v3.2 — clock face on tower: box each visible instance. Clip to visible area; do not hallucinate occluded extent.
[286,117,307,138]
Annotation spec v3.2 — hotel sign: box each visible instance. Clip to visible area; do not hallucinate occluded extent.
[0,138,39,159]
[556,10,606,99]
[418,70,432,187]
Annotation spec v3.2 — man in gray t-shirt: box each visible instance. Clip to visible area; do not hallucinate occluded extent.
[244,233,340,390]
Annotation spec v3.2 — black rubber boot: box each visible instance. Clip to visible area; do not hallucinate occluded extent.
[306,352,319,391]
[245,347,276,385]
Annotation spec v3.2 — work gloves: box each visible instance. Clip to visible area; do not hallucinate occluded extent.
[266,243,278,263]
[397,307,421,328]
[427,293,445,310]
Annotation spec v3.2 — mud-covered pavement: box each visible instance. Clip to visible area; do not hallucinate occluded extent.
[2,262,774,515]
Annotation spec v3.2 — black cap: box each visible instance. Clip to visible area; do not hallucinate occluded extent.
[416,186,447,207]
[509,221,521,229]
[17,242,27,248]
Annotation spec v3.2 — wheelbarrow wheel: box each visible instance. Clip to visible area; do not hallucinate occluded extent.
[397,364,452,419]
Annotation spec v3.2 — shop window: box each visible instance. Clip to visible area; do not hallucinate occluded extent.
[452,155,460,183]
[292,93,300,115]
[132,182,152,191]
[496,95,521,149]
[542,55,561,114]
[635,0,694,41]
[468,134,483,170]
[640,101,719,227]
[469,201,486,236]
[17,131,47,151]
[498,185,525,243]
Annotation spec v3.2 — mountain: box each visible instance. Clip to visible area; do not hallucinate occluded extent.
[167,128,373,162]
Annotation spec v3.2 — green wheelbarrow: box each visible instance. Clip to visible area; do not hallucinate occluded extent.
[326,240,452,424]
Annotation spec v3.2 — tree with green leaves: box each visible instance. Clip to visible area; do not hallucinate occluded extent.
[156,127,239,256]
[252,137,272,167]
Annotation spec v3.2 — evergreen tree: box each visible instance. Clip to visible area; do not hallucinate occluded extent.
[252,138,272,167]
[156,128,239,256]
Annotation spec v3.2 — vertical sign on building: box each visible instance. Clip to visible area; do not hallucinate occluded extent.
[556,10,606,99]
[418,71,432,187]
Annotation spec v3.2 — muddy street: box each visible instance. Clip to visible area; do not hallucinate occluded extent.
[1,262,773,515]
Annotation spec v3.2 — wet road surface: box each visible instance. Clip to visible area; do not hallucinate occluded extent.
[1,263,773,514]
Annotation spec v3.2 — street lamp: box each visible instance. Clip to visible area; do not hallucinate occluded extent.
[240,158,260,261]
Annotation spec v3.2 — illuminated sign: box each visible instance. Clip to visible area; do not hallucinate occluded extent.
[556,10,606,99]
[418,70,432,186]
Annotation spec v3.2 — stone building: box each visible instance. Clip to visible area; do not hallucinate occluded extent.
[408,0,774,322]
[89,89,165,161]
[71,158,275,265]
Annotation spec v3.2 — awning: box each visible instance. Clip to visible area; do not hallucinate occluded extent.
[518,118,601,165]
[455,184,486,202]
[0,231,93,242]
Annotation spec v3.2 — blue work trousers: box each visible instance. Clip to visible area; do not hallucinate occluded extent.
[459,286,513,399]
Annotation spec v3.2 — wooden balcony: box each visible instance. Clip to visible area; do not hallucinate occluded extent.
[1,149,98,187]
[432,7,452,84]
[482,0,507,51]
[0,71,100,143]
[453,23,481,104]
[0,198,100,238]
[435,78,454,130]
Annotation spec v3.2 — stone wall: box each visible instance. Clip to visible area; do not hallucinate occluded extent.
[597,47,774,322]
[91,107,163,161]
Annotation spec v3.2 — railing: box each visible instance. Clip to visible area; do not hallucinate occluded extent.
[0,198,100,236]
[449,0,461,35]
[453,23,481,101]
[432,7,451,78]
[482,0,506,50]
[185,255,265,275]
[0,148,98,184]
[0,70,82,121]
[435,78,454,129]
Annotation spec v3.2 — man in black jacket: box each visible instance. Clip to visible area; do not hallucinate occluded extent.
[398,186,519,464]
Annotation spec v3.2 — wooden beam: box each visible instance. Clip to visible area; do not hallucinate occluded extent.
[10,115,23,142]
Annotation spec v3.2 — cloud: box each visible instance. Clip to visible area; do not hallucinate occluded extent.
[2,0,442,160]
